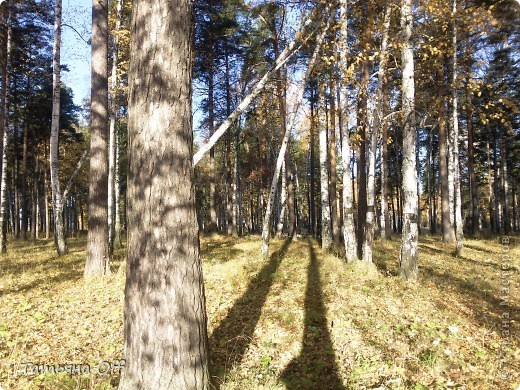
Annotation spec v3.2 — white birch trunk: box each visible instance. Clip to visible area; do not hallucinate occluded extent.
[50,0,67,256]
[193,12,318,167]
[260,20,328,257]
[0,1,10,253]
[399,0,418,280]
[451,0,464,256]
[339,0,357,262]
[108,0,122,255]
[319,82,332,250]
[364,6,390,263]
[276,160,286,237]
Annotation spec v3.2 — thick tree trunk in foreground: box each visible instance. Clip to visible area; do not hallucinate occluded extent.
[50,0,67,256]
[120,1,210,388]
[399,0,418,281]
[85,0,109,278]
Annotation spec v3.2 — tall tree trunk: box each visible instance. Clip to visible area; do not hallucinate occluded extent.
[120,0,210,388]
[21,120,28,239]
[487,141,495,231]
[466,81,479,236]
[329,68,340,247]
[85,0,110,277]
[50,0,67,256]
[319,80,332,250]
[450,0,463,255]
[44,143,50,239]
[399,0,418,281]
[260,25,326,256]
[208,52,217,232]
[339,0,357,262]
[108,0,122,255]
[438,66,455,243]
[356,1,374,258]
[224,47,233,236]
[31,150,38,241]
[501,133,510,234]
[309,86,316,237]
[364,5,390,262]
[0,1,9,253]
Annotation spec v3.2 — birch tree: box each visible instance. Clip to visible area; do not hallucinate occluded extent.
[364,6,391,263]
[261,21,327,257]
[339,0,357,262]
[319,79,332,250]
[399,0,418,280]
[108,0,122,255]
[0,0,9,254]
[49,0,67,256]
[450,0,464,256]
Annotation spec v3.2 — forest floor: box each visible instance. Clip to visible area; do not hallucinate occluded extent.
[0,233,518,389]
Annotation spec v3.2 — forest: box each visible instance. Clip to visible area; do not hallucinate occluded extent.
[0,0,518,389]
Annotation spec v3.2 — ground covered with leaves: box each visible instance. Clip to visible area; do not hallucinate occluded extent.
[0,233,518,389]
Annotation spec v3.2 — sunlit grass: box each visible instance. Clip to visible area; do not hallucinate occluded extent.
[0,233,518,389]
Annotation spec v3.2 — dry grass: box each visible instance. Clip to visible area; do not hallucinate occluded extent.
[0,233,518,389]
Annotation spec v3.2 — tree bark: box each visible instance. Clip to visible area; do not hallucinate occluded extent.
[120,1,210,388]
[438,66,455,243]
[339,0,357,262]
[49,0,67,255]
[108,0,122,255]
[0,0,9,253]
[365,5,390,262]
[319,80,332,250]
[399,0,418,281]
[329,68,340,247]
[85,0,110,277]
[466,81,479,236]
[450,0,463,255]
[261,24,326,257]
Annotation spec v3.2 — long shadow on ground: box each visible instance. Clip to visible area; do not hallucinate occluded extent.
[280,239,344,389]
[209,238,292,388]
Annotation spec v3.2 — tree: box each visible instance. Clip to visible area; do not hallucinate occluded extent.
[339,0,357,262]
[119,0,210,388]
[85,0,109,278]
[399,0,418,281]
[49,0,67,256]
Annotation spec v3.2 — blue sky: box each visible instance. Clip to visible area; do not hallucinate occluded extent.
[61,0,91,107]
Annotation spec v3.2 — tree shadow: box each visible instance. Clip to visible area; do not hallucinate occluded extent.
[280,240,344,389]
[208,238,292,388]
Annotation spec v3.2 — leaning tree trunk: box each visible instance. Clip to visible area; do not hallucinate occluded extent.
[339,0,357,262]
[399,0,418,281]
[261,21,327,257]
[85,0,109,278]
[119,0,210,388]
[49,0,67,256]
